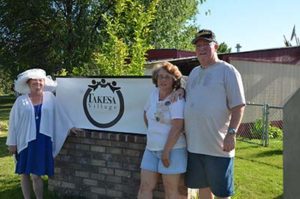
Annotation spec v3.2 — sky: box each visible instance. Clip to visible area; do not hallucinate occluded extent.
[196,0,300,52]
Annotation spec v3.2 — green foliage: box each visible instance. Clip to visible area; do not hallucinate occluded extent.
[218,42,232,53]
[91,0,159,76]
[55,68,68,77]
[146,0,203,50]
[251,119,264,139]
[269,125,283,139]
[0,0,208,81]
[0,121,8,133]
[0,68,13,95]
[251,119,283,140]
[0,0,112,78]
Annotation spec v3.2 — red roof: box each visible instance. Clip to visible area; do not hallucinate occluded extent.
[220,46,300,65]
[147,49,195,61]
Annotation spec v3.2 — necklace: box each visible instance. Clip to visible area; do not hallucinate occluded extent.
[35,104,42,120]
[29,93,43,120]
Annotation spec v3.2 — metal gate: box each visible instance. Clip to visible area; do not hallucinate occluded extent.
[238,103,283,147]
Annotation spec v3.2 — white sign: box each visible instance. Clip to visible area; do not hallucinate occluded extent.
[56,77,153,134]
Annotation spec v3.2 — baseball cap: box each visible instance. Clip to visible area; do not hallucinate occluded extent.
[192,29,217,44]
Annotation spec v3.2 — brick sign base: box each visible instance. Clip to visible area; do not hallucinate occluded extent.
[48,130,187,199]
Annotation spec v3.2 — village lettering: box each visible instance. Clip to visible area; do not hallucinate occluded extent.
[88,93,117,104]
[88,93,117,111]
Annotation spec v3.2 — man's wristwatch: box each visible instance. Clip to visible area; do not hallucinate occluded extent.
[227,128,237,135]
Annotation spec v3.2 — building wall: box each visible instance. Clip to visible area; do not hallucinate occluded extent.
[232,60,300,107]
[232,60,300,123]
[283,88,300,198]
[48,130,186,199]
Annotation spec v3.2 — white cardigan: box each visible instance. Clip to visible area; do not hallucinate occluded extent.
[6,91,74,157]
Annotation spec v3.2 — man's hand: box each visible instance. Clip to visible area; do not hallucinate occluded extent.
[223,134,236,152]
[169,88,185,102]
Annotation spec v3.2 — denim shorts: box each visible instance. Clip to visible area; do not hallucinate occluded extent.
[141,148,187,175]
[185,152,234,197]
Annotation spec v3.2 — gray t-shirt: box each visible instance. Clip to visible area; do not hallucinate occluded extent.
[184,61,245,157]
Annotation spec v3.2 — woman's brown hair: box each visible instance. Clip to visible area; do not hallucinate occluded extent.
[152,62,182,90]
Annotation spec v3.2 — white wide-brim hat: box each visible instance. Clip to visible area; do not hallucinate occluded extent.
[14,68,57,94]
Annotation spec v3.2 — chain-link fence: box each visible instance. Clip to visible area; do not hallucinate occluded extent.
[237,103,283,147]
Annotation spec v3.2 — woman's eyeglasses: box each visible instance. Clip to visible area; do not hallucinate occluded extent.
[157,74,174,80]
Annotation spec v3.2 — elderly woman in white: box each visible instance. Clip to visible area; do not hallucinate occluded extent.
[6,68,74,199]
[138,62,187,199]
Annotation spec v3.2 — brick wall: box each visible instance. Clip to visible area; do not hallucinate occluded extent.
[48,129,186,199]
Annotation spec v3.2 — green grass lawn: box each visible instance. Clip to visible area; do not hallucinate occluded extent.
[0,96,283,199]
[234,140,283,199]
[0,96,23,198]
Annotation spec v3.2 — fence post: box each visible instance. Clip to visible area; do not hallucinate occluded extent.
[265,104,270,146]
[262,104,270,147]
[261,105,264,146]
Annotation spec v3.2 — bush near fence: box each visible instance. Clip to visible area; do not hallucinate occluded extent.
[238,103,283,147]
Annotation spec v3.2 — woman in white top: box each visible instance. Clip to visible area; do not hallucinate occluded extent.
[138,62,187,199]
[6,68,74,199]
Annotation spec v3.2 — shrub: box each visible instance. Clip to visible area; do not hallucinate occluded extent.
[269,126,283,139]
[250,119,283,140]
[251,119,264,139]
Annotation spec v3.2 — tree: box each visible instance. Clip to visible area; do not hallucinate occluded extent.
[79,0,159,76]
[0,0,207,81]
[218,42,232,53]
[0,0,113,77]
[0,67,13,94]
[145,0,206,50]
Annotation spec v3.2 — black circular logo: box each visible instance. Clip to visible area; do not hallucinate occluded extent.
[83,79,124,128]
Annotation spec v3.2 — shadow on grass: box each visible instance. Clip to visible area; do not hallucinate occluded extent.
[0,95,14,121]
[236,139,263,148]
[0,105,13,109]
[0,186,23,199]
[235,155,282,169]
[236,144,261,150]
[0,136,10,158]
[0,108,11,121]
[0,95,15,104]
[256,149,283,157]
[0,177,22,199]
